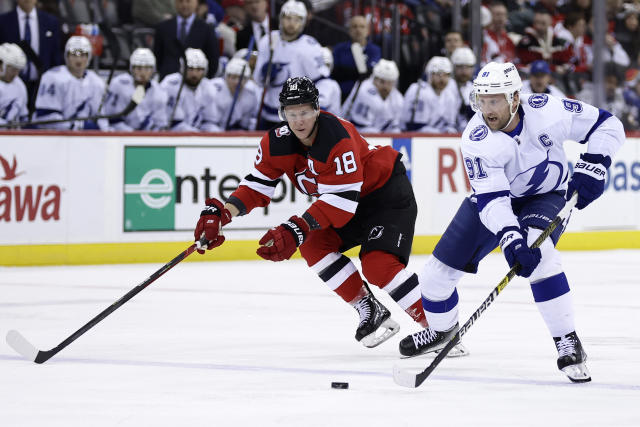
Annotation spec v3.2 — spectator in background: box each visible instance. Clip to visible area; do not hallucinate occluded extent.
[0,0,62,111]
[623,71,640,129]
[614,4,640,68]
[521,60,565,97]
[516,7,572,70]
[482,0,517,65]
[236,0,269,51]
[401,56,460,133]
[442,31,464,58]
[316,47,341,115]
[555,11,588,96]
[577,62,628,123]
[216,0,247,58]
[0,43,29,125]
[154,0,220,79]
[104,48,168,131]
[342,59,403,133]
[332,15,381,103]
[132,0,176,27]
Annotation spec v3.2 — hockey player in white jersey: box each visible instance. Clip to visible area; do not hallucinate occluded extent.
[160,48,218,131]
[34,36,107,130]
[342,59,403,133]
[401,56,460,133]
[253,0,329,129]
[103,48,168,131]
[0,43,28,125]
[399,62,625,383]
[206,57,260,131]
[315,47,342,115]
[450,47,476,130]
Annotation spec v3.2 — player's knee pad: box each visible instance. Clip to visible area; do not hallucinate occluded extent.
[527,227,563,283]
[360,250,404,287]
[299,228,342,266]
[419,255,464,301]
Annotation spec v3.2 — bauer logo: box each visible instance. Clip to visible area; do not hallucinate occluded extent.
[124,146,175,231]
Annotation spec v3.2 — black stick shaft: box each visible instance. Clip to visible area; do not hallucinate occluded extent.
[33,241,201,363]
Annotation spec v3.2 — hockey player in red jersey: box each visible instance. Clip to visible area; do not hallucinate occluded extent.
[193,76,429,348]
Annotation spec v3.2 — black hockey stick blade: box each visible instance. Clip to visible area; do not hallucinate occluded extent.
[6,237,205,364]
[393,193,578,388]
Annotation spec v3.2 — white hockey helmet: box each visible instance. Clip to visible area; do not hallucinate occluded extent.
[65,35,92,62]
[129,48,156,72]
[321,47,333,72]
[425,56,453,75]
[183,48,208,74]
[372,59,399,82]
[451,47,476,66]
[472,61,523,128]
[280,0,308,26]
[225,57,250,78]
[0,43,27,72]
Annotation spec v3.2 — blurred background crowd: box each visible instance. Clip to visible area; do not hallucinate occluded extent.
[2,0,640,133]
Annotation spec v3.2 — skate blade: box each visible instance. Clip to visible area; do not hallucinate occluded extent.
[561,363,591,383]
[361,318,400,348]
[436,342,470,358]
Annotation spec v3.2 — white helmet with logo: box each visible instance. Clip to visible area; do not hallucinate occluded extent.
[280,0,307,26]
[451,47,476,66]
[372,59,399,82]
[0,43,27,72]
[182,48,208,74]
[225,57,250,78]
[65,35,92,63]
[425,56,453,76]
[129,48,156,72]
[472,61,523,128]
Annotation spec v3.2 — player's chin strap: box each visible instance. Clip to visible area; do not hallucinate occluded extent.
[499,92,520,131]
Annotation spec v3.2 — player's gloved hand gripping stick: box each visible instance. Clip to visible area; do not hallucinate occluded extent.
[393,192,578,388]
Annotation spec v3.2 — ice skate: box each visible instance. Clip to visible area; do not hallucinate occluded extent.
[398,323,461,358]
[353,293,399,348]
[554,331,591,383]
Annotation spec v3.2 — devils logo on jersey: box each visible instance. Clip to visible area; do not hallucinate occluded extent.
[295,169,319,196]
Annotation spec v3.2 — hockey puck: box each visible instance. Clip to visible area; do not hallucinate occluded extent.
[331,382,349,389]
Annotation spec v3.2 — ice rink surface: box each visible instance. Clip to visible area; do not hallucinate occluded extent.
[1,250,639,427]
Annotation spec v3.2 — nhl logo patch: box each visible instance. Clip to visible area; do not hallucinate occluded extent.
[528,93,548,108]
[275,125,290,137]
[469,125,488,141]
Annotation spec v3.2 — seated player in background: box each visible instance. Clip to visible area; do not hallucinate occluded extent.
[0,43,28,126]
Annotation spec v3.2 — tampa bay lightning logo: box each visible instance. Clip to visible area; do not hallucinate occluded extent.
[512,151,565,197]
[469,125,488,141]
[528,94,548,108]
[261,62,291,88]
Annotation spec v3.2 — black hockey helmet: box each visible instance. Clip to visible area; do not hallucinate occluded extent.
[278,76,319,120]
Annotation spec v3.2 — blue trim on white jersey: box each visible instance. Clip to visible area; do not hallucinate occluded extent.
[476,190,510,211]
[422,288,459,313]
[530,272,570,302]
[502,107,525,138]
[578,108,613,144]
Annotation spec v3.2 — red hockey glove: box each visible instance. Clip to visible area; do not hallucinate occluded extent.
[194,198,233,254]
[256,216,309,262]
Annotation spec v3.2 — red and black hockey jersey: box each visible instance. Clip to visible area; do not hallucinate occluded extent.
[228,111,400,229]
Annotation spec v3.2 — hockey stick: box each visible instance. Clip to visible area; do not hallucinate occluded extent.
[0,85,145,129]
[343,42,368,119]
[96,23,122,115]
[6,237,208,364]
[256,25,276,130]
[166,42,189,130]
[393,193,578,388]
[225,36,255,130]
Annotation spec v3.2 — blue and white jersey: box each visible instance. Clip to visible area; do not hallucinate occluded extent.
[0,77,28,124]
[35,65,107,130]
[341,78,403,133]
[207,77,260,131]
[253,31,329,123]
[461,93,625,234]
[401,79,461,133]
[103,73,168,131]
[160,72,217,131]
[316,77,342,115]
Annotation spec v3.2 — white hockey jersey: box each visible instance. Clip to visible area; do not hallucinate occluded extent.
[103,73,169,131]
[253,31,329,123]
[521,80,565,98]
[207,77,260,131]
[461,93,625,235]
[401,78,461,133]
[160,73,219,132]
[0,77,28,124]
[341,78,403,133]
[35,65,107,130]
[316,77,342,115]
